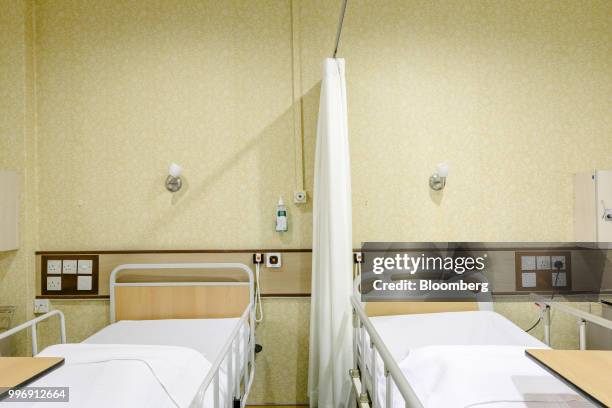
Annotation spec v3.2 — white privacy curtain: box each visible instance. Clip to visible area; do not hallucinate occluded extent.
[308,58,353,408]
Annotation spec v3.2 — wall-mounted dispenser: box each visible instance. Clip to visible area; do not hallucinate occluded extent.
[275,196,288,232]
[574,170,612,242]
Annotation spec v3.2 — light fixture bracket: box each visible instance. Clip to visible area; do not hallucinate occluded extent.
[429,174,446,191]
[165,175,182,192]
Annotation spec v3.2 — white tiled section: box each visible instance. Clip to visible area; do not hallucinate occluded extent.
[77,276,93,291]
[46,276,61,291]
[536,256,550,270]
[520,256,536,270]
[552,272,567,287]
[551,256,566,270]
[62,260,77,274]
[46,260,62,274]
[77,259,93,275]
[521,272,536,288]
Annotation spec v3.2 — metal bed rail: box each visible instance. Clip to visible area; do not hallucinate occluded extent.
[532,294,612,350]
[0,310,66,356]
[350,295,423,408]
[190,306,255,408]
[109,262,257,408]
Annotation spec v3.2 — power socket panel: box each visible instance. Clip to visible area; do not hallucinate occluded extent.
[34,299,50,314]
[265,253,282,268]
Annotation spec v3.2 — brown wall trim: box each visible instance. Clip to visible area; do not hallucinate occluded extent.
[37,293,312,300]
[36,249,313,255]
[261,293,311,298]
[36,295,110,300]
[36,246,605,255]
[36,291,610,300]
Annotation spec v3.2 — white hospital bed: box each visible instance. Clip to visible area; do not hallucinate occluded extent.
[0,262,256,408]
[350,276,609,408]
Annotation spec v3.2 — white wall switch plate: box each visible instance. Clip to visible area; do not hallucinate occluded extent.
[551,256,566,270]
[266,253,282,268]
[34,299,50,314]
[520,256,536,270]
[294,190,307,204]
[47,260,62,275]
[77,275,93,291]
[78,259,93,274]
[521,272,536,288]
[552,272,567,287]
[536,256,551,270]
[47,276,61,291]
[62,260,77,274]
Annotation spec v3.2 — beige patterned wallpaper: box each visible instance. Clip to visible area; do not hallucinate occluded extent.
[1,0,612,405]
[0,0,36,357]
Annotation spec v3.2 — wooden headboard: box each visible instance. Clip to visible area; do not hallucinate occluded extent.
[110,263,253,322]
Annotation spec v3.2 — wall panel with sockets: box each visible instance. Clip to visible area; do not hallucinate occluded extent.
[41,255,99,296]
[515,251,571,291]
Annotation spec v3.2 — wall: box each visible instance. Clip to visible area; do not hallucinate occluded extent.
[300,0,612,244]
[1,0,612,404]
[34,0,310,250]
[30,0,311,402]
[0,0,36,356]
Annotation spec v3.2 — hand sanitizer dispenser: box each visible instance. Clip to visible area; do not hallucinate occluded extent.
[275,196,288,232]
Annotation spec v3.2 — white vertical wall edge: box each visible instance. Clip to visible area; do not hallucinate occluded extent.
[0,171,19,251]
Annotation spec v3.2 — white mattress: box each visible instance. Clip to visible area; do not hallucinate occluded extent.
[369,310,547,362]
[1,318,248,407]
[362,311,587,407]
[84,317,244,362]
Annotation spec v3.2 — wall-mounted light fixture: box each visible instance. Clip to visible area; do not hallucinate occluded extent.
[165,163,183,192]
[429,163,449,191]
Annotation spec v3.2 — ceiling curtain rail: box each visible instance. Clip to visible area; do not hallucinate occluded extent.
[332,0,348,58]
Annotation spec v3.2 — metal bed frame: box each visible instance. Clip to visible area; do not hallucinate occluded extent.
[349,276,612,408]
[0,262,256,408]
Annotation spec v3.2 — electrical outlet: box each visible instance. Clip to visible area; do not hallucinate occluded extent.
[47,260,62,275]
[536,256,551,270]
[78,259,93,274]
[252,253,264,264]
[294,190,307,204]
[34,299,50,314]
[265,253,282,268]
[62,260,77,274]
[47,276,61,291]
[77,275,93,291]
[552,272,567,287]
[551,256,566,270]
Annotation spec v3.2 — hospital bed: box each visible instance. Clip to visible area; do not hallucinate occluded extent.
[350,276,612,408]
[0,262,256,408]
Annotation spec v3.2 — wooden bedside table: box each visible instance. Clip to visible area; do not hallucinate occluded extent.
[525,349,612,407]
[0,357,64,397]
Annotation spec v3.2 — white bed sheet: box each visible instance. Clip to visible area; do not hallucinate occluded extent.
[361,311,587,407]
[393,345,589,408]
[0,318,249,408]
[84,318,246,363]
[0,343,221,408]
[369,311,547,362]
